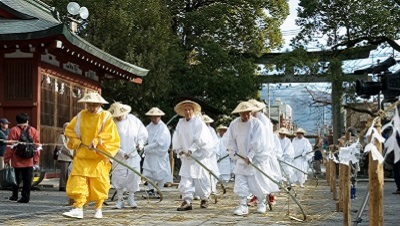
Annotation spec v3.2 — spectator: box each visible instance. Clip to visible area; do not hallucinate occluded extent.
[4,113,40,203]
[56,122,74,191]
[0,118,11,170]
[313,147,323,174]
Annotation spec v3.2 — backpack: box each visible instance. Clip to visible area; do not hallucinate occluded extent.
[14,126,36,158]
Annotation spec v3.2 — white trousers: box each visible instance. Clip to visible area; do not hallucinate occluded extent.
[234,174,267,199]
[178,176,211,203]
[112,167,140,194]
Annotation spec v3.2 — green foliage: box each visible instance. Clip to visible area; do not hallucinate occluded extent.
[273,47,322,76]
[294,0,400,48]
[46,0,289,124]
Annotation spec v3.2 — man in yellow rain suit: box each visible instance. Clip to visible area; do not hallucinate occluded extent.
[62,92,120,219]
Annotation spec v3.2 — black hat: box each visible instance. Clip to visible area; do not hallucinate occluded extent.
[0,118,10,124]
[16,113,29,124]
[347,127,358,136]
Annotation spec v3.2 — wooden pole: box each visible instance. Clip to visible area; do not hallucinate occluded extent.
[331,160,337,200]
[369,118,384,225]
[343,164,351,226]
[338,164,344,212]
[338,131,351,212]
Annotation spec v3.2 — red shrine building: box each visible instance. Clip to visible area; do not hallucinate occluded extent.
[0,0,149,169]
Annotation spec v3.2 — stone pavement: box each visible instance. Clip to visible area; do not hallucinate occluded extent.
[0,172,399,225]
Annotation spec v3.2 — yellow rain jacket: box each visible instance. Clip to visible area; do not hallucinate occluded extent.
[64,109,120,206]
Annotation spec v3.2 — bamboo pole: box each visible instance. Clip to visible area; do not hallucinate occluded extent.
[369,118,384,225]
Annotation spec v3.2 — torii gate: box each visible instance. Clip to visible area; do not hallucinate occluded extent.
[253,45,376,143]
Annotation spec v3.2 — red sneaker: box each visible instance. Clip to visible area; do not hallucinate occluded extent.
[269,195,276,205]
[247,195,258,206]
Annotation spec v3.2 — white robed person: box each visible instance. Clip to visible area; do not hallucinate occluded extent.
[142,107,171,198]
[216,125,230,184]
[224,101,279,216]
[172,100,216,211]
[277,127,295,182]
[247,99,282,206]
[290,128,312,187]
[202,114,220,193]
[109,102,148,209]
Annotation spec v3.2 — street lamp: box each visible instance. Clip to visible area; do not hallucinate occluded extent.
[66,2,89,33]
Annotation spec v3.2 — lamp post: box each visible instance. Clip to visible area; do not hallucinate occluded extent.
[66,2,89,34]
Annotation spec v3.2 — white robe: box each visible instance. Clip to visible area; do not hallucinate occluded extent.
[172,116,215,178]
[255,113,282,183]
[217,135,231,182]
[142,120,171,183]
[111,114,148,193]
[279,136,295,179]
[224,116,279,197]
[172,115,215,201]
[208,126,220,177]
[291,137,312,184]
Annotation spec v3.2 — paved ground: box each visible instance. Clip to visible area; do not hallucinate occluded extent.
[0,168,399,225]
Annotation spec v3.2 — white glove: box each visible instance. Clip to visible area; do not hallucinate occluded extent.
[33,165,40,171]
[138,144,144,151]
[302,152,306,157]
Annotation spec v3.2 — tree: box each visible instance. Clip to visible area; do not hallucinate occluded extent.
[165,0,289,117]
[291,0,400,113]
[294,0,400,50]
[46,0,289,122]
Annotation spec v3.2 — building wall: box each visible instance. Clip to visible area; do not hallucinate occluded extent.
[0,50,99,170]
[39,70,95,170]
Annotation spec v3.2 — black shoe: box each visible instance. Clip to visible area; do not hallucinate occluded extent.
[17,199,29,203]
[177,201,192,211]
[393,190,400,194]
[59,187,66,191]
[9,196,18,201]
[200,200,209,208]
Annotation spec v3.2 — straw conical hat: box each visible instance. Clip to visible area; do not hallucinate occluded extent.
[248,99,266,111]
[108,102,131,117]
[278,127,290,135]
[216,125,228,130]
[232,101,255,114]
[295,128,306,134]
[78,91,108,104]
[145,107,165,116]
[202,114,214,123]
[174,100,201,117]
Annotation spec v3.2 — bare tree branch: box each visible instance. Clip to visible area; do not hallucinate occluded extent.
[332,36,400,53]
[305,87,378,116]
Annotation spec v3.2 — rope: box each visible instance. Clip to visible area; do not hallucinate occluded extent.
[80,143,163,203]
[234,153,307,222]
[0,138,58,147]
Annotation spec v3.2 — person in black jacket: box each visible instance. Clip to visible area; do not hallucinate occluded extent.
[0,118,10,170]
